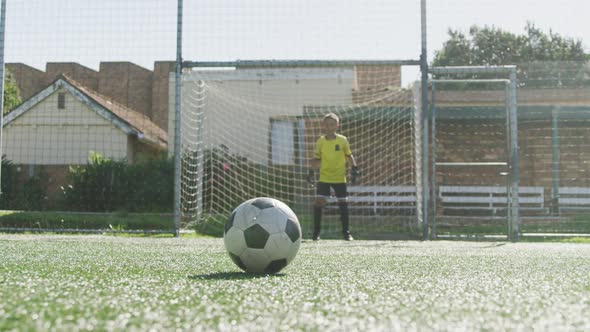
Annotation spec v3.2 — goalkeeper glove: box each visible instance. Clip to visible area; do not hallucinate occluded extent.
[351,166,361,185]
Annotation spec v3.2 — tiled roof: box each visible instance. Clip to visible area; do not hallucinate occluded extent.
[60,75,167,149]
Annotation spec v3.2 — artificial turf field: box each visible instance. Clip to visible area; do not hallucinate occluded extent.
[1,234,590,331]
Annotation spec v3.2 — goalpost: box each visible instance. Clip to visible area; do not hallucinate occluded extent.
[175,60,426,239]
[427,66,520,241]
[170,0,431,239]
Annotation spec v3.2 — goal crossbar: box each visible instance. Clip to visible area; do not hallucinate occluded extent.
[183,59,421,69]
[430,65,517,75]
[431,79,510,84]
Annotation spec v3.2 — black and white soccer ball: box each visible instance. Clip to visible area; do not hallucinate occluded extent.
[224,197,302,274]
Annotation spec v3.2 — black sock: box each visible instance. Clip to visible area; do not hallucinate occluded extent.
[313,206,322,235]
[338,202,350,233]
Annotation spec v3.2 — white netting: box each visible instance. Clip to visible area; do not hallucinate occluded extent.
[178,65,421,238]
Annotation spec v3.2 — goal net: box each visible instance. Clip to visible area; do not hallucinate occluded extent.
[177,64,423,239]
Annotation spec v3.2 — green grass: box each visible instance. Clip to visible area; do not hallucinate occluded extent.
[2,235,590,330]
[434,215,590,238]
[560,237,590,243]
[0,210,174,232]
[3,210,590,241]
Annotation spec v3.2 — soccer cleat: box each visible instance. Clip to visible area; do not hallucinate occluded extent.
[343,232,354,241]
[312,233,320,241]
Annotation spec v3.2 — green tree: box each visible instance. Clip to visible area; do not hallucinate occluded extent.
[433,23,589,87]
[4,69,21,113]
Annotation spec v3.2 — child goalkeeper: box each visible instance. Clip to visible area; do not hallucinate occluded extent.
[307,113,360,241]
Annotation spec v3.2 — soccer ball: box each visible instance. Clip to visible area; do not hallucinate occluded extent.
[224,197,302,274]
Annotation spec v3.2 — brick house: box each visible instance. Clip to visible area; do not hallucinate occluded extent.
[2,74,167,206]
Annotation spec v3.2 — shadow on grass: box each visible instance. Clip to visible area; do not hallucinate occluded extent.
[189,271,286,280]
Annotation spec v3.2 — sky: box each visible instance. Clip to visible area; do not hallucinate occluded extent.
[4,0,590,86]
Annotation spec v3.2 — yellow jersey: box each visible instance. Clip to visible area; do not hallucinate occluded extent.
[314,134,352,183]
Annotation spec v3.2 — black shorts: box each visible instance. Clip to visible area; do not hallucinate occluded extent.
[316,182,347,199]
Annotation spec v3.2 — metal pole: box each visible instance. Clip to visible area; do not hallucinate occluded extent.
[504,82,512,238]
[420,0,430,240]
[436,162,508,167]
[551,106,560,215]
[0,0,7,195]
[508,69,520,242]
[173,0,183,237]
[413,82,423,236]
[194,81,205,226]
[430,82,436,238]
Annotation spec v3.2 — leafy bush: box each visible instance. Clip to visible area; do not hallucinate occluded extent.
[0,157,47,210]
[12,170,46,210]
[0,156,16,208]
[62,153,127,211]
[122,157,174,212]
[62,152,173,212]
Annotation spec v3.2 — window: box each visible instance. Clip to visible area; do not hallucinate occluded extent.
[270,118,305,165]
[57,92,66,109]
